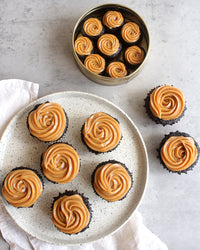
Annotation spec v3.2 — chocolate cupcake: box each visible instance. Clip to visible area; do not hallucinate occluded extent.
[97,34,122,58]
[106,61,127,78]
[81,112,122,153]
[92,160,133,202]
[74,36,93,58]
[144,85,186,126]
[41,143,80,184]
[84,54,105,75]
[52,190,91,234]
[121,22,141,45]
[83,17,104,39]
[124,45,145,67]
[2,167,43,208]
[102,10,124,32]
[27,102,68,142]
[158,131,199,174]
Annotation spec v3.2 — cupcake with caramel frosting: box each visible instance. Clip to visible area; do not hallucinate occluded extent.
[102,11,124,32]
[124,45,145,66]
[84,54,105,75]
[121,22,141,44]
[83,17,104,38]
[106,61,127,78]
[92,160,133,201]
[74,36,93,58]
[2,167,43,208]
[144,85,186,126]
[97,34,122,58]
[81,112,122,153]
[27,102,68,142]
[52,190,91,234]
[158,131,199,174]
[41,143,80,184]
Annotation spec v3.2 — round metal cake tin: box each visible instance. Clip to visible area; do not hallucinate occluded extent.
[72,4,150,86]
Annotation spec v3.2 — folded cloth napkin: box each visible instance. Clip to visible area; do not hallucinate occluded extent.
[0,79,168,250]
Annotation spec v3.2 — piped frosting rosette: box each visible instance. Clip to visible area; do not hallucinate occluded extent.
[74,36,93,56]
[82,112,122,153]
[103,11,124,29]
[124,45,144,65]
[28,102,67,142]
[52,194,90,234]
[150,85,185,121]
[107,61,127,78]
[160,135,198,172]
[97,34,121,57]
[41,143,80,184]
[121,22,141,44]
[83,18,103,37]
[2,168,43,207]
[93,161,132,201]
[84,54,105,74]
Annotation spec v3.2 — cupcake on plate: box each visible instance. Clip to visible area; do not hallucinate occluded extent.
[74,36,93,58]
[81,112,122,153]
[106,61,127,78]
[124,45,145,67]
[27,102,68,142]
[97,34,122,58]
[144,85,186,126]
[121,22,141,45]
[102,10,124,32]
[41,143,80,184]
[52,190,92,234]
[83,17,104,39]
[2,167,43,208]
[92,160,133,202]
[84,54,105,75]
[158,131,199,174]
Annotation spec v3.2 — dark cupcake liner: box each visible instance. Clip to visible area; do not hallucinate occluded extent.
[157,131,200,174]
[51,190,92,234]
[27,102,69,143]
[81,112,122,154]
[144,85,186,126]
[91,160,133,201]
[40,142,80,184]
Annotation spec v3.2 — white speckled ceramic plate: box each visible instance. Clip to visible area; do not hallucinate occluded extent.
[0,91,148,245]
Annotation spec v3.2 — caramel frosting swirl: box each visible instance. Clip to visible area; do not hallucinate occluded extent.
[82,112,122,153]
[107,61,127,78]
[83,18,103,37]
[93,162,132,202]
[84,54,105,74]
[102,11,124,29]
[28,102,67,142]
[125,45,144,65]
[74,36,93,56]
[2,168,43,207]
[41,143,80,184]
[52,194,90,234]
[161,136,198,172]
[97,34,120,56]
[150,85,185,120]
[121,22,141,43]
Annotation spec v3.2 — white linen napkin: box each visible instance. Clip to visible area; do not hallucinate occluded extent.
[0,79,168,250]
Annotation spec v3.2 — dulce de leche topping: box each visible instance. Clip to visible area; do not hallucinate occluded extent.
[150,85,185,120]
[83,18,103,37]
[28,102,67,142]
[84,54,105,74]
[102,11,124,29]
[97,34,120,56]
[74,36,93,56]
[121,22,141,43]
[2,168,43,207]
[125,45,144,65]
[41,143,80,184]
[161,136,198,172]
[107,61,127,78]
[93,162,132,202]
[52,194,90,234]
[82,112,122,153]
